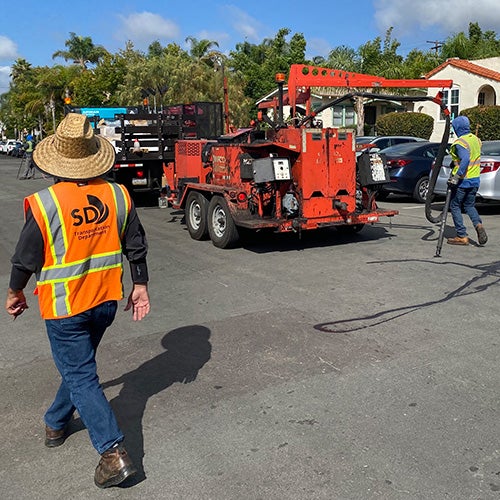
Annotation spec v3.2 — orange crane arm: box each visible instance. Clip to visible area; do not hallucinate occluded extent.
[287,64,453,111]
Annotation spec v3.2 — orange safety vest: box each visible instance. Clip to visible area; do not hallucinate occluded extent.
[25,179,131,319]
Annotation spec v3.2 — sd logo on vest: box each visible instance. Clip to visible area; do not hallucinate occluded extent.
[71,195,110,226]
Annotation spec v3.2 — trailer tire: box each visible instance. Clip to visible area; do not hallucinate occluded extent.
[186,191,209,240]
[207,196,239,249]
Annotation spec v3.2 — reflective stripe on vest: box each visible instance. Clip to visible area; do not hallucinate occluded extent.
[33,182,129,318]
[450,134,481,179]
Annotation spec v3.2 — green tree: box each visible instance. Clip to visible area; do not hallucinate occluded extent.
[52,32,109,69]
[185,36,220,61]
[72,53,127,106]
[358,28,404,77]
[10,58,33,83]
[401,49,441,79]
[229,28,307,108]
[326,45,360,71]
[441,22,500,59]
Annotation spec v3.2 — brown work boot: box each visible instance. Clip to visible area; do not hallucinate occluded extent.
[45,424,68,448]
[475,224,488,245]
[447,236,469,245]
[94,443,137,488]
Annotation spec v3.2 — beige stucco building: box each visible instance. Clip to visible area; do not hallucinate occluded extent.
[420,57,500,141]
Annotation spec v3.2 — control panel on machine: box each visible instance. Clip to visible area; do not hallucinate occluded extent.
[252,157,291,183]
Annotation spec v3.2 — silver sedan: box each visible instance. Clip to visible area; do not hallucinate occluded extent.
[432,140,500,200]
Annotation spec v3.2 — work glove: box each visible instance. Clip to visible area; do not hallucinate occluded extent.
[447,174,461,186]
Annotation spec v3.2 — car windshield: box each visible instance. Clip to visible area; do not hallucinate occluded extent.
[356,137,376,145]
[481,141,500,156]
[380,142,431,155]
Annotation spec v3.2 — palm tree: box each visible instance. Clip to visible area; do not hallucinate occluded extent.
[52,32,109,70]
[185,36,219,60]
[10,58,33,82]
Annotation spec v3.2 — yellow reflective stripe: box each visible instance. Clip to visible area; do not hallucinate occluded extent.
[44,259,122,317]
[119,184,130,238]
[48,186,69,263]
[38,250,122,283]
[108,182,130,238]
[50,281,71,317]
[33,192,58,265]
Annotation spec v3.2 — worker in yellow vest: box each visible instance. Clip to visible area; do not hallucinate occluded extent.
[19,133,36,179]
[5,113,150,488]
[447,115,487,246]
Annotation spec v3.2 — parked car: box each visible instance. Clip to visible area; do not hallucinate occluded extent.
[377,141,450,203]
[6,141,23,155]
[0,140,8,153]
[9,143,26,158]
[433,140,500,201]
[355,135,426,157]
[1,139,21,154]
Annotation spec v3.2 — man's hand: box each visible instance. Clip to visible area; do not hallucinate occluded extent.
[448,174,461,186]
[5,288,28,320]
[124,283,150,321]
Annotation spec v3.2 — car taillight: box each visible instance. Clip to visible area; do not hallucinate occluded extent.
[387,159,412,167]
[480,161,500,173]
[136,170,145,178]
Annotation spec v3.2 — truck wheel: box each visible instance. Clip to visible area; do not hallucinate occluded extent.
[186,191,209,240]
[207,196,239,249]
[413,176,429,203]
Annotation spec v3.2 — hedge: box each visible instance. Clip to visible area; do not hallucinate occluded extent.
[375,112,433,139]
[459,106,500,140]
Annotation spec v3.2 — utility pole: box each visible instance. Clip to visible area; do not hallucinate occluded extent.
[426,40,443,55]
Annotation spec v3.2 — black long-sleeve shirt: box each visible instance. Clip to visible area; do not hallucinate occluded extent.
[9,202,149,291]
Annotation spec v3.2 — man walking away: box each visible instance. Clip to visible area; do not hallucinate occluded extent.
[447,115,487,246]
[5,113,151,488]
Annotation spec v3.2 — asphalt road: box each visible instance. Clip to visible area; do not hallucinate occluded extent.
[0,154,499,500]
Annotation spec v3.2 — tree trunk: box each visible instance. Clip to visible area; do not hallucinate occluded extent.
[355,96,365,136]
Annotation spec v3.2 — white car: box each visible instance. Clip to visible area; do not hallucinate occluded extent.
[432,140,500,200]
[1,139,20,154]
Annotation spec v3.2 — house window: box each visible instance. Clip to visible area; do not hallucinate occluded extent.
[441,88,460,120]
[332,106,355,127]
[478,92,485,105]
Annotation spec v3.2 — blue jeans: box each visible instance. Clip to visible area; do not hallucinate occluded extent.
[44,301,123,454]
[449,186,482,238]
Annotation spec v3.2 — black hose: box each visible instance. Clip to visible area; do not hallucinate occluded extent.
[425,113,451,223]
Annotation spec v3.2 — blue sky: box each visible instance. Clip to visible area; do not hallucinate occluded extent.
[1,0,500,93]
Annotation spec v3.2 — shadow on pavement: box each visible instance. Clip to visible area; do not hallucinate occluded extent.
[91,325,211,487]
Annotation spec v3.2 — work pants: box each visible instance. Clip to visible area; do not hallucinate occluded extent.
[44,300,123,454]
[449,185,482,237]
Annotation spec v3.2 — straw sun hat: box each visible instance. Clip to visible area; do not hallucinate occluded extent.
[33,113,116,180]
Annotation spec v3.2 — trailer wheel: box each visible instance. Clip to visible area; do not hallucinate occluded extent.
[207,196,240,248]
[186,191,209,240]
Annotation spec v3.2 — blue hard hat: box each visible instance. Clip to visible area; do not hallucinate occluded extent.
[26,134,33,141]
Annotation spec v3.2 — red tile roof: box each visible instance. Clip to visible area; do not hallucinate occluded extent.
[426,58,500,82]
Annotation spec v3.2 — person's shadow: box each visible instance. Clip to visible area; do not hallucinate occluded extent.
[101,325,212,486]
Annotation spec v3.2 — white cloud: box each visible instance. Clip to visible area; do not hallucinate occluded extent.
[224,6,265,42]
[197,30,230,46]
[374,0,500,37]
[0,66,11,94]
[0,36,18,61]
[307,38,333,59]
[116,12,180,42]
